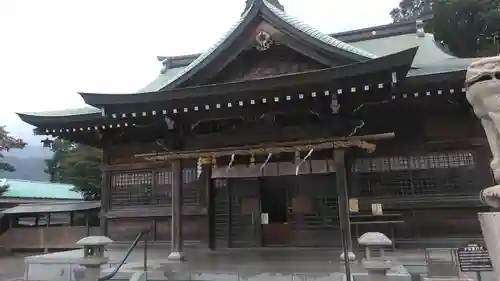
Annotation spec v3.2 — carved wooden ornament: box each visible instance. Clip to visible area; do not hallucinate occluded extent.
[255,30,272,51]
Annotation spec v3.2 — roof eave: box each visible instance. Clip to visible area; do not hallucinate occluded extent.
[17,111,104,126]
[80,47,418,107]
[405,69,466,85]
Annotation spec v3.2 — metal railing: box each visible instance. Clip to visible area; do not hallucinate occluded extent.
[99,229,150,281]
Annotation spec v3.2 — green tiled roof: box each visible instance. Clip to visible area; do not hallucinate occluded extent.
[143,6,254,92]
[0,179,83,200]
[262,1,377,59]
[349,33,477,77]
[138,66,189,93]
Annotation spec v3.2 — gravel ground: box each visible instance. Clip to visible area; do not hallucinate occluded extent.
[0,254,29,281]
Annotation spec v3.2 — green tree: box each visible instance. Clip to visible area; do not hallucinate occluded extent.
[46,139,102,200]
[390,0,433,22]
[0,125,27,173]
[0,183,9,196]
[391,0,500,57]
[44,139,73,182]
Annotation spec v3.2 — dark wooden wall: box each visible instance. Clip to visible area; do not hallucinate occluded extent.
[103,155,208,244]
[107,216,206,244]
[101,97,492,247]
[347,105,492,248]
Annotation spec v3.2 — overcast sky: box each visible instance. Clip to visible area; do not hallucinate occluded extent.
[0,0,400,142]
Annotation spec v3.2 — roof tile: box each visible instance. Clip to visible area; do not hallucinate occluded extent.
[263,1,377,59]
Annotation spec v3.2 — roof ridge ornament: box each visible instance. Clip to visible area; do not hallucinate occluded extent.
[242,0,284,16]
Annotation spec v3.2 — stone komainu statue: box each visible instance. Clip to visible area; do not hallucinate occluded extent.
[466,55,500,208]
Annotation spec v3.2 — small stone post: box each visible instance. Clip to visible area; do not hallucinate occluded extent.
[73,236,114,281]
[358,232,393,281]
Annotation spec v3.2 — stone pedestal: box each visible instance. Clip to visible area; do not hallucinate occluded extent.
[478,212,500,280]
[362,260,393,281]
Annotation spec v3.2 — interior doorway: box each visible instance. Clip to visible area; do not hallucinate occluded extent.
[261,178,291,246]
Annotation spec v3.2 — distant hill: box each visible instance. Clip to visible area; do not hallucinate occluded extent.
[0,156,50,182]
[1,146,52,182]
[4,146,53,159]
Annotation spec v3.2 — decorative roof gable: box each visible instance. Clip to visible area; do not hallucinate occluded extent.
[207,44,330,84]
[140,0,376,91]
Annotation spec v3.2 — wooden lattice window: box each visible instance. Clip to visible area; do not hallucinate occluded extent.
[155,171,173,205]
[182,167,200,206]
[353,151,477,197]
[110,171,153,207]
[353,151,475,173]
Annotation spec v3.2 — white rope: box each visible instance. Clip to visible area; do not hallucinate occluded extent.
[260,153,273,173]
[295,148,314,176]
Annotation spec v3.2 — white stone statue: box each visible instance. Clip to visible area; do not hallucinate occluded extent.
[466,55,500,208]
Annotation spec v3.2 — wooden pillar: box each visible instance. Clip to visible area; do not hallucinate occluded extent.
[44,213,51,253]
[85,213,90,236]
[334,149,356,267]
[168,159,185,261]
[100,147,111,236]
[202,160,216,250]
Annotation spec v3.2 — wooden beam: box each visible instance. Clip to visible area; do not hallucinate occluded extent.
[101,161,171,172]
[100,145,111,236]
[183,117,366,150]
[135,133,395,161]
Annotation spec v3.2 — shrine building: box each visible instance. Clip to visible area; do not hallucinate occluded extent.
[18,0,490,252]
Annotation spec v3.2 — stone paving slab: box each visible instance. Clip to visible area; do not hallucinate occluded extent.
[0,254,31,281]
[20,246,475,281]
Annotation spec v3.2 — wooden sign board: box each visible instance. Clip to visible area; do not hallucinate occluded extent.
[457,243,493,272]
[349,198,359,213]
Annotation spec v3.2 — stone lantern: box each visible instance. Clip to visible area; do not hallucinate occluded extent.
[73,236,114,281]
[358,232,393,281]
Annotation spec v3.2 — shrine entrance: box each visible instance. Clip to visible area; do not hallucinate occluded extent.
[212,170,342,249]
[261,178,291,247]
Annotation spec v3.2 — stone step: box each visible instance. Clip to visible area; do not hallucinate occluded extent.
[106,270,351,281]
[104,267,414,281]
